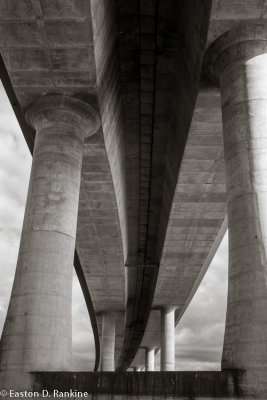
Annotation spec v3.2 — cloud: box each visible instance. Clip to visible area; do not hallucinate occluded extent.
[0,83,31,334]
[174,232,229,371]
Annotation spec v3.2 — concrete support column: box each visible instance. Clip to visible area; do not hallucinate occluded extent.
[161,307,175,371]
[100,312,116,371]
[145,347,155,371]
[0,95,99,375]
[205,25,267,379]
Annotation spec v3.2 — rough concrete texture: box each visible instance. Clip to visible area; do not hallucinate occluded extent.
[100,312,116,372]
[139,1,267,373]
[139,309,161,350]
[76,130,126,367]
[207,0,267,49]
[77,136,125,313]
[0,0,96,108]
[3,370,267,399]
[0,0,126,371]
[0,0,220,373]
[131,348,146,372]
[204,24,267,394]
[160,308,175,371]
[114,0,212,370]
[152,88,226,317]
[1,0,267,390]
[145,348,155,372]
[89,0,128,366]
[30,371,246,398]
[86,0,213,370]
[0,95,99,380]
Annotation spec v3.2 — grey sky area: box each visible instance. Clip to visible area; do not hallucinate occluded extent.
[0,82,228,371]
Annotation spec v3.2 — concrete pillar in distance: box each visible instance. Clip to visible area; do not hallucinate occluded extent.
[0,95,99,374]
[100,312,116,371]
[205,24,267,380]
[161,307,175,371]
[145,347,155,371]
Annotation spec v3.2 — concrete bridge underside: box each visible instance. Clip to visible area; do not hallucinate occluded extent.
[0,0,267,398]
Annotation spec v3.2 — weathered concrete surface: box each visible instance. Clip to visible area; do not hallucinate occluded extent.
[76,130,126,367]
[207,0,267,49]
[89,0,213,370]
[0,0,96,108]
[140,310,161,350]
[0,0,126,370]
[145,348,155,372]
[136,0,267,373]
[0,0,220,373]
[0,95,99,382]
[131,348,146,372]
[4,370,267,398]
[100,312,116,372]
[161,308,175,371]
[143,86,226,367]
[0,56,102,372]
[30,371,245,398]
[113,0,212,370]
[96,312,125,370]
[152,88,226,312]
[2,0,267,383]
[204,24,267,392]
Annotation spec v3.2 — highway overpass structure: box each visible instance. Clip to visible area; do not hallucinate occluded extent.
[0,0,267,398]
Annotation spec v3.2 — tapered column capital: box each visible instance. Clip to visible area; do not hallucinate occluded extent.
[25,94,100,139]
[161,305,177,313]
[204,23,267,83]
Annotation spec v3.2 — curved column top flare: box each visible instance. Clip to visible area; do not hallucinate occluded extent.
[204,22,267,83]
[161,306,177,313]
[25,94,100,139]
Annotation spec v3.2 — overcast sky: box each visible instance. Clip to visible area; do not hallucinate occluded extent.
[0,82,228,371]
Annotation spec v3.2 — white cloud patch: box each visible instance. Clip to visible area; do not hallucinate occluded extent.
[174,232,228,371]
[0,83,31,334]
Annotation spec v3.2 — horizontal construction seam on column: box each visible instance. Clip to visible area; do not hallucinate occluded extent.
[7,292,72,300]
[32,121,90,133]
[14,270,73,278]
[33,152,83,167]
[21,229,75,240]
